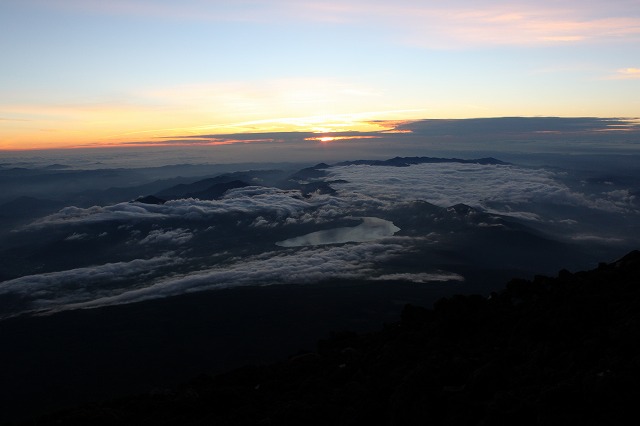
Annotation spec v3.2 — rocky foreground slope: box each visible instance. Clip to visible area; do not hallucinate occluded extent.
[21,251,640,425]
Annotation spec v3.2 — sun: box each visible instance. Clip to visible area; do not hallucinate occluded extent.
[305,135,382,143]
[318,136,336,143]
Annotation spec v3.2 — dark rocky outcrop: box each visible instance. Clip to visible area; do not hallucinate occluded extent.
[16,251,640,425]
[132,195,166,205]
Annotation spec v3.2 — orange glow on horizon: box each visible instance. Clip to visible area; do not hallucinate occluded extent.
[0,111,410,150]
[304,135,381,143]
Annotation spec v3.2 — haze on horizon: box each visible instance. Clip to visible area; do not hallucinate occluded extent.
[1,0,639,151]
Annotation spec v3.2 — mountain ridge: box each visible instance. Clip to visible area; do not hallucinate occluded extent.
[336,156,509,167]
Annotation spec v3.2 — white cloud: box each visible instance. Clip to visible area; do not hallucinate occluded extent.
[372,272,465,283]
[570,234,625,243]
[0,254,184,318]
[602,189,637,210]
[32,204,166,226]
[38,241,413,313]
[250,216,274,228]
[29,186,316,227]
[250,1,640,48]
[64,232,89,241]
[325,163,633,218]
[139,228,194,245]
[611,67,640,79]
[556,219,578,225]
[44,1,640,48]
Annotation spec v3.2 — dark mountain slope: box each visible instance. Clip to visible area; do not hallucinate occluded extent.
[184,180,250,200]
[287,163,331,181]
[385,200,581,275]
[155,170,287,199]
[24,250,640,426]
[0,196,63,221]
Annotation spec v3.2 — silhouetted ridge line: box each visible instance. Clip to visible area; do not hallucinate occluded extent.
[288,163,330,181]
[184,180,250,200]
[336,156,508,167]
[132,195,166,205]
[155,170,286,199]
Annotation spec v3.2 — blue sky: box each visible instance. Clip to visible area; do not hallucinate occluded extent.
[1,0,639,149]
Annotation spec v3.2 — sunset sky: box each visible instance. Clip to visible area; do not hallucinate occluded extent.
[1,0,639,150]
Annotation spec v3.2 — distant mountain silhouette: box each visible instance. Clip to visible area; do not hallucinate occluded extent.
[336,156,508,167]
[132,195,166,205]
[24,250,640,425]
[149,158,509,201]
[185,180,250,200]
[155,170,286,200]
[288,163,331,181]
[41,164,72,170]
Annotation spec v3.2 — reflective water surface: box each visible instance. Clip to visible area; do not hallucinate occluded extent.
[276,217,400,247]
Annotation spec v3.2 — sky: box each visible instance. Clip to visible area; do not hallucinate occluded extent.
[1,0,639,150]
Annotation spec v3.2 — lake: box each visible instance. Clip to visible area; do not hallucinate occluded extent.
[276,217,400,247]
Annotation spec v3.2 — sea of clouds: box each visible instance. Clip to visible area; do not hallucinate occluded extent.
[1,161,637,318]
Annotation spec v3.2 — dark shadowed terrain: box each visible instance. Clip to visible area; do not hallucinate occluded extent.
[6,250,639,425]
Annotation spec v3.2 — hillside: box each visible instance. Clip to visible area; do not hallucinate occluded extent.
[22,250,640,426]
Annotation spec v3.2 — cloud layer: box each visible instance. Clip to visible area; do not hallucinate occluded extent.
[325,163,637,218]
[139,228,194,245]
[30,186,316,227]
[0,254,183,318]
[3,159,638,319]
[1,240,426,317]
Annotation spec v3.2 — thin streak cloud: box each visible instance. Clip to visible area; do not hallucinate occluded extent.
[29,0,640,48]
[301,2,640,47]
[47,242,413,312]
[611,67,640,79]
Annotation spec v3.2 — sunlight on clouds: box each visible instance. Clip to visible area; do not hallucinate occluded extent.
[0,77,422,149]
[37,0,640,47]
[540,36,584,42]
[3,1,639,150]
[268,111,421,133]
[109,110,419,143]
[279,1,640,48]
[400,10,640,48]
[305,135,381,143]
[137,78,384,114]
[613,68,640,79]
